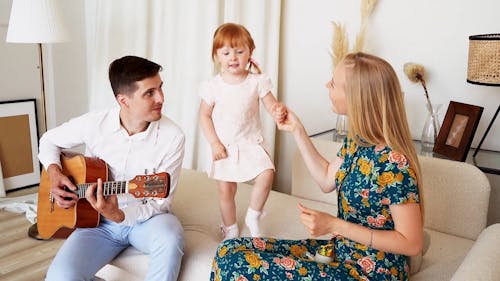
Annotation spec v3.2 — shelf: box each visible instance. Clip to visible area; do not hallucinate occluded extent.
[310,129,500,175]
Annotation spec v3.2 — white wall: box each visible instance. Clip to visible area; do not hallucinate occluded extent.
[276,0,500,193]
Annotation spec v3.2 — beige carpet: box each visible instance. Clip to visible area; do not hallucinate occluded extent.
[0,187,64,281]
[0,210,64,281]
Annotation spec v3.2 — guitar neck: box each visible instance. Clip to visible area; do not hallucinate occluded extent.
[75,181,128,199]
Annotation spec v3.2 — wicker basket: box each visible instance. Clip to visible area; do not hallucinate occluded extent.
[467,33,500,86]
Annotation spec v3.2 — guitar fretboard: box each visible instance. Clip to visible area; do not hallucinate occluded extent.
[75,181,128,198]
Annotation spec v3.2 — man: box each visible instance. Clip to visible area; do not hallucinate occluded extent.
[40,56,185,281]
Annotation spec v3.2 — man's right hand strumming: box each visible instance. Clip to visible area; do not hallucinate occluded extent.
[47,164,78,208]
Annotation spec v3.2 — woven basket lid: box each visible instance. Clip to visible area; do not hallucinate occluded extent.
[467,33,500,86]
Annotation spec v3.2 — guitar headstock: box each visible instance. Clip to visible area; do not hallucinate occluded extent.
[127,172,170,198]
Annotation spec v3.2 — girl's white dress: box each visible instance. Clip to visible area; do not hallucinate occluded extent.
[199,73,275,182]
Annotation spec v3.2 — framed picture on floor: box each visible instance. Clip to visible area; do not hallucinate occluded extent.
[433,101,483,162]
[0,99,40,191]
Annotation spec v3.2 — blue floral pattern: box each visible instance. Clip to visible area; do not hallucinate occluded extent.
[210,137,419,280]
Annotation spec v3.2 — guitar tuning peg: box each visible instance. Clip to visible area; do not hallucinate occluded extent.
[144,169,148,175]
[153,168,156,174]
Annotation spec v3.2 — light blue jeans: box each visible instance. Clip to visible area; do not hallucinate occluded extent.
[45,212,184,281]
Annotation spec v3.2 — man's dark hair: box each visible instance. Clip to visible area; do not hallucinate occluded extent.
[108,56,162,97]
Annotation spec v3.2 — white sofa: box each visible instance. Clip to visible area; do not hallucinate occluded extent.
[96,138,500,281]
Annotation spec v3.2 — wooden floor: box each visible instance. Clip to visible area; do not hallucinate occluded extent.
[0,187,63,281]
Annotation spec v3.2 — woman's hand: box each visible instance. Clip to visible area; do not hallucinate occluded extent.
[298,203,340,237]
[276,110,302,133]
[211,141,228,161]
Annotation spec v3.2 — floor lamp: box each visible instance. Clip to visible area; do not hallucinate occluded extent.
[6,0,68,132]
[6,0,68,239]
[466,33,500,158]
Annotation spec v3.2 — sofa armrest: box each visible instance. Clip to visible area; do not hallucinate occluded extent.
[420,157,490,240]
[291,138,342,206]
[451,223,500,281]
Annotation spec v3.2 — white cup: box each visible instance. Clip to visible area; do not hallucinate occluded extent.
[314,252,333,264]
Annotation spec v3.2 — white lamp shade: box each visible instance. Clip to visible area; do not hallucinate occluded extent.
[6,0,69,43]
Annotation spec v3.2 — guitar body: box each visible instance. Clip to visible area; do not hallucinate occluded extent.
[37,154,108,239]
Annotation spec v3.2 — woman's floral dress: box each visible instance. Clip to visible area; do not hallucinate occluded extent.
[210,137,419,281]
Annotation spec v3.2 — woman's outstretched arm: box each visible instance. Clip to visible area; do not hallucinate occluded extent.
[276,109,342,193]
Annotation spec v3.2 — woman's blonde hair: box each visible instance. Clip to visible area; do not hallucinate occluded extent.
[211,22,261,74]
[343,52,424,216]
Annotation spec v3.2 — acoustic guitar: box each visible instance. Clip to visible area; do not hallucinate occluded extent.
[37,153,170,239]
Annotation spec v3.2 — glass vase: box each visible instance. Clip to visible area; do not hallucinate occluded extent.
[335,115,348,142]
[421,104,442,152]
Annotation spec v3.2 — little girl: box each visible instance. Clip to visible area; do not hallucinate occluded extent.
[198,22,286,240]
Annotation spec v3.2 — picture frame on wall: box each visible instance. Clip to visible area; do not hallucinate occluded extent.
[433,101,484,162]
[0,99,40,191]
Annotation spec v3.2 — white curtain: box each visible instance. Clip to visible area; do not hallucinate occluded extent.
[84,0,282,171]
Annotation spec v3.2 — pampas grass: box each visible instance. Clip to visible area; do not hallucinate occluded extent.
[403,62,433,110]
[354,0,378,52]
[331,0,378,67]
[404,63,426,83]
[360,0,378,23]
[331,22,349,67]
[404,62,438,137]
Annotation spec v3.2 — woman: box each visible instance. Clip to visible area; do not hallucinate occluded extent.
[210,52,424,281]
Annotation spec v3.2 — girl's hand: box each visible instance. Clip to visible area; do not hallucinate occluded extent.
[298,203,339,237]
[276,110,301,133]
[211,141,228,161]
[271,102,287,124]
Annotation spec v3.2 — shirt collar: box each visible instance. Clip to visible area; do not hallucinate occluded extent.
[135,120,159,141]
[111,107,160,141]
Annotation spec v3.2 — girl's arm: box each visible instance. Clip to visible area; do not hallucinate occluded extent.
[198,101,227,160]
[299,203,424,256]
[262,92,287,124]
[278,109,342,193]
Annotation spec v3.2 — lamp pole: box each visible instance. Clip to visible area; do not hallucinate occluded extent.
[37,43,48,132]
[473,105,499,158]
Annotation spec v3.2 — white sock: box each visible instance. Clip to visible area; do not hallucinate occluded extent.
[245,208,263,237]
[221,223,239,240]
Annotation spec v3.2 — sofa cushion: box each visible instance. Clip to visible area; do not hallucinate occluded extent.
[291,139,341,206]
[412,229,474,281]
[409,229,432,275]
[451,223,500,281]
[419,157,490,240]
[174,169,338,238]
